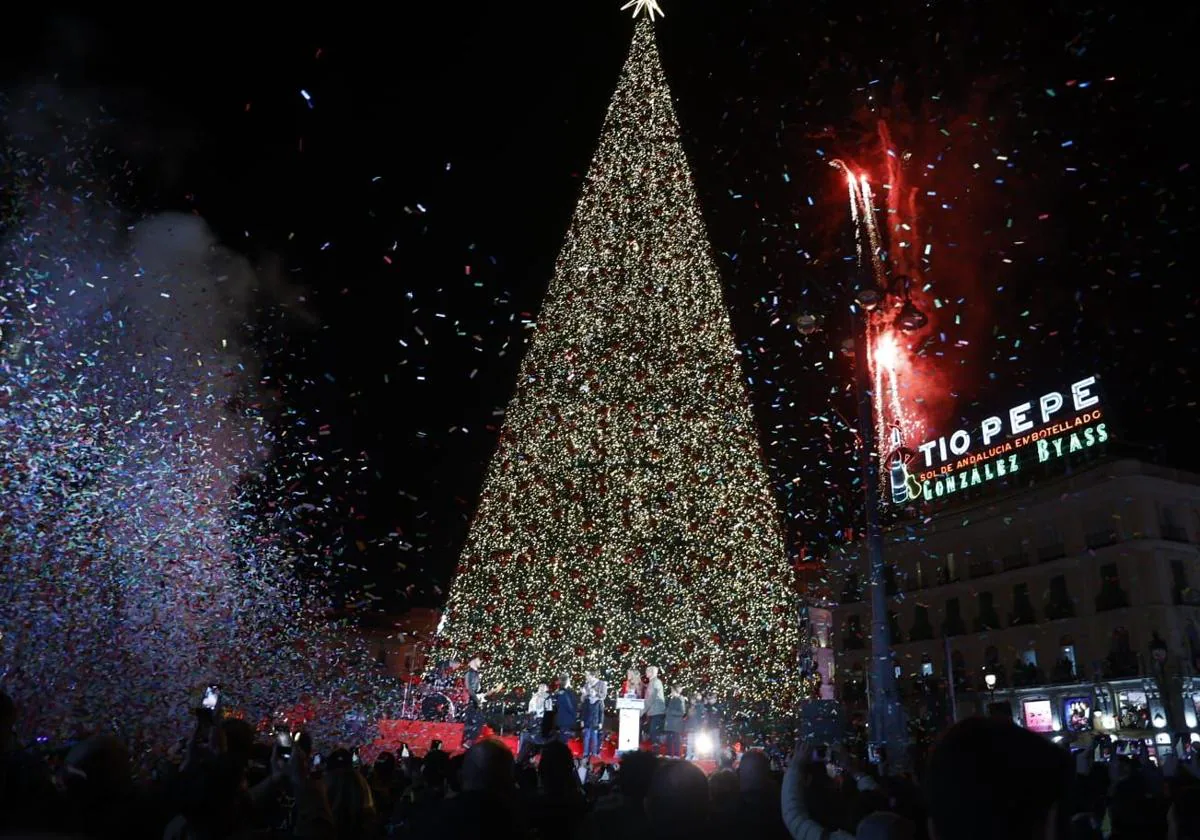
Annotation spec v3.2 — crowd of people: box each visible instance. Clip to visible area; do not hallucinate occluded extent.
[8,685,1200,839]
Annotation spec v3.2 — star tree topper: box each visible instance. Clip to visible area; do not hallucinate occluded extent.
[621,0,665,21]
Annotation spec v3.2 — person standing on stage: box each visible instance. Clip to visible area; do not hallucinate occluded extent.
[464,656,484,743]
[516,683,550,763]
[642,665,666,749]
[664,686,687,758]
[622,668,643,698]
[553,673,579,744]
[685,691,707,759]
[581,671,607,761]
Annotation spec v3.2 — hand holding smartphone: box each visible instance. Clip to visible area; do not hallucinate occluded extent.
[275,728,294,759]
[196,685,220,724]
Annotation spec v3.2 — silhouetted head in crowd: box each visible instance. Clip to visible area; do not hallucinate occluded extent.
[617,750,658,802]
[926,717,1071,840]
[179,752,245,838]
[461,738,514,796]
[326,766,377,839]
[65,735,132,799]
[738,748,772,792]
[446,753,466,794]
[220,718,256,763]
[856,812,917,840]
[708,768,739,815]
[1170,783,1200,840]
[1109,771,1163,838]
[538,740,576,795]
[647,758,709,837]
[422,746,451,790]
[373,751,396,781]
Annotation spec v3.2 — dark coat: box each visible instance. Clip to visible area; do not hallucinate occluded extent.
[554,688,579,730]
[665,695,687,733]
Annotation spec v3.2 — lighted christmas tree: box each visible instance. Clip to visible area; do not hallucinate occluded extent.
[439,8,801,706]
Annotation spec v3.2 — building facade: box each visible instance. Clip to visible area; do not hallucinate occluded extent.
[361,607,442,682]
[832,459,1200,737]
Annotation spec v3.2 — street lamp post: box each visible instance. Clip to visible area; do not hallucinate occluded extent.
[848,292,909,770]
[796,231,925,768]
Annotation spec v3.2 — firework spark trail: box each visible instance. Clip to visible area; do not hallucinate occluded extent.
[832,158,922,495]
[0,100,398,754]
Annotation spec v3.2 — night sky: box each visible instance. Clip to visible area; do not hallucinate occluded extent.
[6,0,1197,612]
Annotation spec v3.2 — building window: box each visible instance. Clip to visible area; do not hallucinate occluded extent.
[984,645,1006,688]
[1053,638,1078,682]
[1085,510,1120,550]
[1106,627,1139,678]
[1013,650,1042,687]
[1161,506,1189,542]
[1173,559,1197,606]
[841,663,866,706]
[940,552,957,584]
[1096,563,1130,612]
[943,598,967,637]
[1037,525,1066,563]
[1009,583,1038,626]
[1116,689,1150,729]
[841,572,863,604]
[843,614,866,650]
[910,604,935,641]
[1045,575,1075,621]
[951,650,970,692]
[974,591,1002,632]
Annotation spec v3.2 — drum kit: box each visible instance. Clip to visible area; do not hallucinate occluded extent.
[404,661,470,721]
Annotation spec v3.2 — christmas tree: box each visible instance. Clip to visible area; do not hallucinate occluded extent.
[439,10,801,706]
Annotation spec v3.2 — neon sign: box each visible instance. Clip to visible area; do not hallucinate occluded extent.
[894,375,1109,504]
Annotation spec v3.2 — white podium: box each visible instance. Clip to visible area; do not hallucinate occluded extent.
[616,697,644,753]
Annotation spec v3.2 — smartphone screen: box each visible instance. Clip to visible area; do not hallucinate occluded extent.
[276,730,293,758]
[202,686,219,711]
[401,744,410,758]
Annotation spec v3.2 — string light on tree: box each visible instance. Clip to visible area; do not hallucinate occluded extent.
[437,9,806,707]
